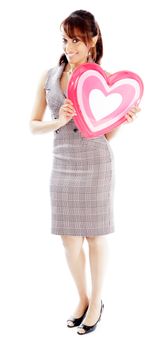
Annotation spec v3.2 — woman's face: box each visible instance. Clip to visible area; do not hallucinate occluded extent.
[61,28,91,66]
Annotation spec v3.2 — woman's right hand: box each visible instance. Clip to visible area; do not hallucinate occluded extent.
[58,98,77,127]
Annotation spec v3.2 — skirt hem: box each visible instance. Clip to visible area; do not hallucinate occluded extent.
[50,229,115,236]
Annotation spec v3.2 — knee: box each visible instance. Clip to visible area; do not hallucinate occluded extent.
[61,235,84,256]
[86,236,106,248]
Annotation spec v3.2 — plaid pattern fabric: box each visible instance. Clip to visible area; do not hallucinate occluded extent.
[44,63,115,236]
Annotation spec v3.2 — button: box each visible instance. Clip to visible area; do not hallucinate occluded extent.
[73,128,78,132]
[54,117,60,133]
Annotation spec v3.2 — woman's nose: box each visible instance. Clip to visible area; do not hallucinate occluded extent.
[65,42,74,53]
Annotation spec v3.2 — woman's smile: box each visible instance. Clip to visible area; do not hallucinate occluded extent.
[67,52,78,57]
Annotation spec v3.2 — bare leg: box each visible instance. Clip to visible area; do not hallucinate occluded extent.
[61,235,89,326]
[77,235,108,333]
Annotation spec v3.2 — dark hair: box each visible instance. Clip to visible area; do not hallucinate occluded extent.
[58,10,103,65]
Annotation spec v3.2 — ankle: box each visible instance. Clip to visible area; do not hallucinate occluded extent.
[89,298,102,308]
[79,295,89,304]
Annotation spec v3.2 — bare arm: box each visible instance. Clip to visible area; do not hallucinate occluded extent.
[29,70,61,134]
[104,125,121,141]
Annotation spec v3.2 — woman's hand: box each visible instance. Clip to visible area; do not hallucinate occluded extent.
[125,105,141,123]
[104,105,141,140]
[58,98,77,127]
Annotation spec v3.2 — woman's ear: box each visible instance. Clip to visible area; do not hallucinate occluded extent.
[91,35,98,47]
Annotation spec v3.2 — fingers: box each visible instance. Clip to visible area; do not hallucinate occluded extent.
[131,106,141,113]
[62,105,76,113]
[125,113,137,122]
[128,105,141,115]
[63,99,76,114]
[125,114,134,122]
[60,99,77,119]
[128,107,141,117]
[125,104,141,122]
[64,98,74,106]
[127,110,134,117]
[62,106,77,116]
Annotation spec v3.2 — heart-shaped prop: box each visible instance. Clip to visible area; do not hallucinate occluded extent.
[67,62,144,138]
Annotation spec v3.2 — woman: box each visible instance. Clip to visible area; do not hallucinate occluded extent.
[30,10,141,335]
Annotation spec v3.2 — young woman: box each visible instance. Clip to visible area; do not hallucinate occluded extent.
[30,10,141,335]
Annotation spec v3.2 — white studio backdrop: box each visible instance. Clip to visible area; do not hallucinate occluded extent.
[0,0,162,349]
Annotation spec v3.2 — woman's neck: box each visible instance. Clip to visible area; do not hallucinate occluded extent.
[65,59,88,73]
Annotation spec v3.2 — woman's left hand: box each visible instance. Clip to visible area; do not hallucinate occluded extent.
[125,105,141,122]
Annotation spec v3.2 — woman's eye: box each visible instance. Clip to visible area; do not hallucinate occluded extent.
[72,38,79,43]
[62,37,79,44]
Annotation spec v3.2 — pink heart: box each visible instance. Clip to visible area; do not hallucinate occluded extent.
[67,63,144,138]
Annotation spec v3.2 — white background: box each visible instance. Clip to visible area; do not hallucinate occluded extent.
[0,0,162,349]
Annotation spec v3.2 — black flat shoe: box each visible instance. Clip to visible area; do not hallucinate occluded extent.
[67,305,89,328]
[77,300,104,335]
